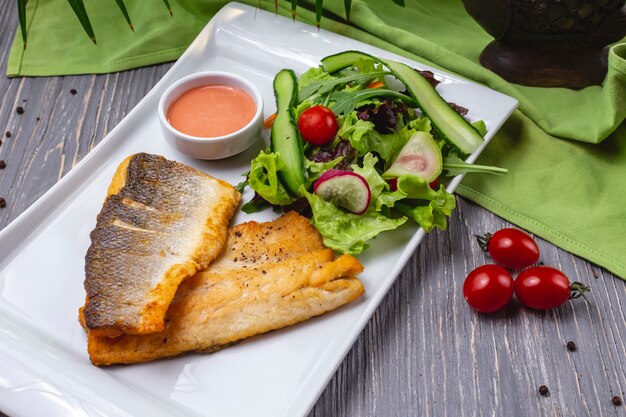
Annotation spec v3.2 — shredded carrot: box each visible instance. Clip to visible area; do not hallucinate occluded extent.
[368,80,384,89]
[263,112,277,129]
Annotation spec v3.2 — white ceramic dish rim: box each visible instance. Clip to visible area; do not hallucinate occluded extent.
[158,70,264,143]
[0,3,519,417]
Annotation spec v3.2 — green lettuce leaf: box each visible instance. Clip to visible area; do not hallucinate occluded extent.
[375,189,406,211]
[303,189,407,255]
[248,150,296,206]
[396,196,455,232]
[337,112,407,165]
[396,174,446,200]
[353,57,383,74]
[299,66,333,90]
[338,113,434,168]
[350,153,387,203]
[337,112,376,155]
[304,157,343,188]
[471,120,487,136]
[406,116,432,134]
[394,175,456,232]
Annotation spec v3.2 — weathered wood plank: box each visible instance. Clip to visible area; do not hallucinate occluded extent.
[310,201,625,417]
[0,3,624,417]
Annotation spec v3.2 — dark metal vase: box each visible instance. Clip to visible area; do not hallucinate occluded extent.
[461,0,626,89]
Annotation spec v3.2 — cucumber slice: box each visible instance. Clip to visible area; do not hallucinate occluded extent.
[384,131,442,181]
[271,69,307,196]
[322,51,484,154]
[322,51,371,73]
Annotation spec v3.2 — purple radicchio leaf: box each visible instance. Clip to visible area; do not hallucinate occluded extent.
[356,99,408,134]
[448,102,469,116]
[415,69,440,88]
[310,140,357,170]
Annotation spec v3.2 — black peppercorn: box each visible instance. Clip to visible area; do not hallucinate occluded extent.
[5,131,10,138]
[566,341,576,352]
[0,160,5,169]
[613,396,623,406]
[16,106,24,114]
[538,385,550,396]
[70,89,77,95]
[0,198,6,208]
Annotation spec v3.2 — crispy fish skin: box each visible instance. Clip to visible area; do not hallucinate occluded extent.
[87,213,365,366]
[82,153,240,338]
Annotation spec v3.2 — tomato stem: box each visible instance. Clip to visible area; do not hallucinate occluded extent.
[475,232,492,252]
[569,281,591,303]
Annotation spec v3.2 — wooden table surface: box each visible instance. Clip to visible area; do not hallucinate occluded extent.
[1,6,625,417]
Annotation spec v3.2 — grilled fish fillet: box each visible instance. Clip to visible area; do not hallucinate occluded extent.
[86,212,364,366]
[82,153,240,338]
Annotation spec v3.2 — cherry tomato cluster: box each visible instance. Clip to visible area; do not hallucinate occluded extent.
[463,228,590,313]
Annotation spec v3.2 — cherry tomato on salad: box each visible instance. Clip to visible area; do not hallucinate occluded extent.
[463,264,514,313]
[514,266,590,310]
[476,228,540,270]
[297,105,338,145]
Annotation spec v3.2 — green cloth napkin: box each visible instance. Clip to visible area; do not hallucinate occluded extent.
[7,0,626,279]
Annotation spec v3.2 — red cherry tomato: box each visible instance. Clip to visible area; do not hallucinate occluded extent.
[514,266,573,310]
[297,105,338,145]
[477,228,540,270]
[463,264,514,313]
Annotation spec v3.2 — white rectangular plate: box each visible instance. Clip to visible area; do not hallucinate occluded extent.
[0,3,517,417]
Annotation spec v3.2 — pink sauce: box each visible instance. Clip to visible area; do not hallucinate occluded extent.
[167,85,256,138]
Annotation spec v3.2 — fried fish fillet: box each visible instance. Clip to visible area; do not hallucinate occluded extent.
[86,212,364,366]
[82,153,240,338]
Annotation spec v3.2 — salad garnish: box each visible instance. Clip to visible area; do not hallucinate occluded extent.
[238,51,506,254]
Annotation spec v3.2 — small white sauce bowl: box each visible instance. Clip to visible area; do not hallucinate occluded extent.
[158,71,263,160]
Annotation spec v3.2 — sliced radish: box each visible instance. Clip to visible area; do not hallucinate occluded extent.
[313,169,371,214]
[384,131,442,182]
